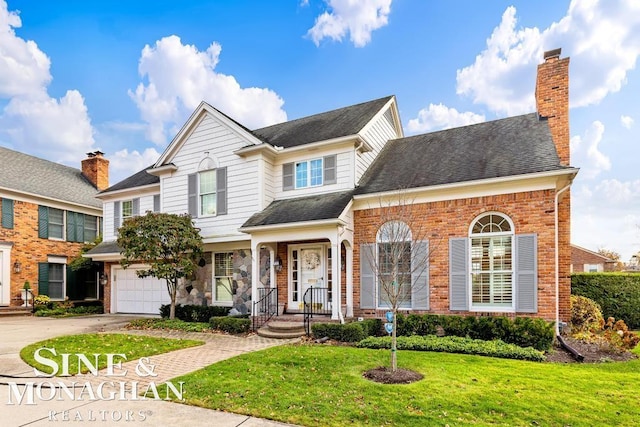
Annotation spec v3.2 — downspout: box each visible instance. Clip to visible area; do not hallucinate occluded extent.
[554,183,571,336]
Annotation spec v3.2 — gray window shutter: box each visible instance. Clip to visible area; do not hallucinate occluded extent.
[282,163,294,191]
[188,173,198,217]
[411,240,429,310]
[38,262,49,297]
[38,205,48,238]
[113,201,121,233]
[360,244,376,309]
[153,195,160,212]
[1,198,14,229]
[66,211,76,242]
[449,237,469,311]
[216,167,227,215]
[76,213,84,243]
[323,155,336,185]
[132,198,140,216]
[515,234,538,313]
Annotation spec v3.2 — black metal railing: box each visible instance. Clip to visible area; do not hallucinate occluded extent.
[303,286,331,335]
[252,287,278,331]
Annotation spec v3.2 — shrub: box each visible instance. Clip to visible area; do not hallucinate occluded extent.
[128,318,211,332]
[602,317,639,350]
[357,335,545,362]
[209,316,251,334]
[571,295,604,334]
[311,320,378,342]
[359,318,383,337]
[572,273,640,329]
[160,304,231,322]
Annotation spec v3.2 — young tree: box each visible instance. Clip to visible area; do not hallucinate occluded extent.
[362,195,436,372]
[117,212,203,319]
[597,248,624,271]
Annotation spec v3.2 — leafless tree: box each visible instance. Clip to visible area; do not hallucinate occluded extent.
[362,193,439,372]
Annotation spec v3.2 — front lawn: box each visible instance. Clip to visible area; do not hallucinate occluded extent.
[21,334,203,375]
[170,344,640,427]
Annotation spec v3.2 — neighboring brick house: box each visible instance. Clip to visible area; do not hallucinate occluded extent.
[0,149,107,306]
[571,245,615,272]
[87,49,577,331]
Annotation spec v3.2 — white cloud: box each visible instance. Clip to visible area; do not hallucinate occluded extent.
[129,35,287,146]
[456,0,640,115]
[406,103,485,133]
[110,147,162,184]
[570,120,611,179]
[621,115,634,129]
[572,178,640,260]
[0,0,97,164]
[307,0,392,47]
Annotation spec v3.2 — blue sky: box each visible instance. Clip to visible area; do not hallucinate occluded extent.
[1,0,639,261]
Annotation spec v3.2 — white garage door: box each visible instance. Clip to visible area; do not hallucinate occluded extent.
[113,267,170,314]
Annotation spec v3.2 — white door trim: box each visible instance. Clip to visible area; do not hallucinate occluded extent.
[0,243,13,306]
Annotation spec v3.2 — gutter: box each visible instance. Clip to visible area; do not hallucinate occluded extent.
[554,182,571,336]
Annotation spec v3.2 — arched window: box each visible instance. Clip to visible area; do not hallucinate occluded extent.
[376,221,412,308]
[469,213,514,309]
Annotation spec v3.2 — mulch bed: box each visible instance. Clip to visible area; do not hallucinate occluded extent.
[363,366,424,384]
[544,336,638,363]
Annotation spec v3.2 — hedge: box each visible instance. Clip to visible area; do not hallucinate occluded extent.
[160,304,231,322]
[209,316,251,334]
[572,273,640,330]
[311,319,382,342]
[357,335,545,362]
[396,313,554,351]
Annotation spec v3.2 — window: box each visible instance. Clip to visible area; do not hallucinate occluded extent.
[84,215,98,241]
[66,212,99,243]
[470,213,513,309]
[113,199,139,233]
[38,261,66,300]
[199,170,217,216]
[283,155,336,191]
[1,198,13,229]
[377,221,412,308]
[214,252,233,303]
[122,200,133,221]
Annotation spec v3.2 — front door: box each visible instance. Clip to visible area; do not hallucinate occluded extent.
[289,246,325,310]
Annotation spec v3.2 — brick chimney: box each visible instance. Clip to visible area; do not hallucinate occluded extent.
[535,48,570,166]
[81,151,109,190]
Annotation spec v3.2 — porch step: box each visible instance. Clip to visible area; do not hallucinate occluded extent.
[257,321,306,339]
[0,306,33,317]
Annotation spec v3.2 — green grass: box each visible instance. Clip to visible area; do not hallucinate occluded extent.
[21,334,203,376]
[170,344,640,427]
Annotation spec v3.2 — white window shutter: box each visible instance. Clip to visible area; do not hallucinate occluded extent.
[515,234,538,313]
[449,237,469,311]
[360,244,376,309]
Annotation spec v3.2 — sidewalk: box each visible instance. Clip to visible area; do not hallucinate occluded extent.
[0,315,301,427]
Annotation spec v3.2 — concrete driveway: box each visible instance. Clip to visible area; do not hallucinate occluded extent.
[0,315,299,427]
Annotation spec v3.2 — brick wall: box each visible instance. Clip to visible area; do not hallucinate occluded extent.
[352,189,571,323]
[0,200,84,305]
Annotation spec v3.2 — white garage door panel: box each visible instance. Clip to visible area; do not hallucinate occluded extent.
[114,268,170,314]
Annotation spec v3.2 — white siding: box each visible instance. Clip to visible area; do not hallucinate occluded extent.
[357,107,400,184]
[273,147,354,200]
[103,201,116,241]
[160,114,261,240]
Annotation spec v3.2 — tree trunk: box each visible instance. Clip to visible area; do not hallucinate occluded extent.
[169,279,177,320]
[391,307,398,372]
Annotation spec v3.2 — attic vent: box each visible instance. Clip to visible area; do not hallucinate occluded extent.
[383,108,397,133]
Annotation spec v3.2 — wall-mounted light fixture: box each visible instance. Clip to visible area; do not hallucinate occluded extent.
[273,256,283,272]
[99,273,108,286]
[13,261,21,274]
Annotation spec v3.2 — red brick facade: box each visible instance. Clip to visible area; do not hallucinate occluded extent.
[81,151,110,191]
[352,190,572,323]
[0,200,84,305]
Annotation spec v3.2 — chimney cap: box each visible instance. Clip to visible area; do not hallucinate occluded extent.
[85,150,105,158]
[543,48,562,60]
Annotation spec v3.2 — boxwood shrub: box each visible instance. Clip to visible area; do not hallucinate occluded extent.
[395,313,554,351]
[572,273,640,329]
[209,316,251,334]
[357,335,545,362]
[311,319,381,342]
[160,304,231,322]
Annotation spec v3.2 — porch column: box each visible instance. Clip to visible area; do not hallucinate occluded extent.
[269,246,276,289]
[331,237,341,321]
[251,240,262,316]
[345,242,354,317]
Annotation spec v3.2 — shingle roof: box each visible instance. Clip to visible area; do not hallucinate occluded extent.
[251,96,393,148]
[0,147,101,208]
[242,191,354,228]
[85,240,121,255]
[100,165,159,193]
[356,113,571,194]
